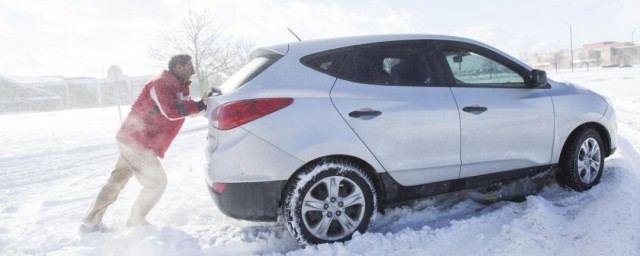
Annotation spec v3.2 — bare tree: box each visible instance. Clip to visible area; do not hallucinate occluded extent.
[481,59,499,79]
[594,51,602,67]
[151,9,254,94]
[547,51,565,73]
[578,52,591,72]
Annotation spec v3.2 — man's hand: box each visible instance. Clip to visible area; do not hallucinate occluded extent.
[201,91,213,106]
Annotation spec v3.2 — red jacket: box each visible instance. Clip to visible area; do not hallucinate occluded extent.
[116,70,205,158]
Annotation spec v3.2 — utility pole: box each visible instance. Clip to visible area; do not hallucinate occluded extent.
[633,27,640,58]
[107,65,124,124]
[570,24,574,72]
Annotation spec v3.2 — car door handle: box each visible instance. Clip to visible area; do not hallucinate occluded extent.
[349,108,382,119]
[462,105,488,115]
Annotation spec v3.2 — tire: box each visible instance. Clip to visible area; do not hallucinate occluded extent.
[558,128,605,191]
[283,160,377,245]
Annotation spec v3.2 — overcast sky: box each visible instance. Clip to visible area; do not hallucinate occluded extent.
[2,0,639,78]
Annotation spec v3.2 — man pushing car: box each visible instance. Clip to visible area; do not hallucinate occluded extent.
[81,54,210,231]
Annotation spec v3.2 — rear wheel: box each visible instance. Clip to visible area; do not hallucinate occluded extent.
[283,160,377,245]
[558,128,604,191]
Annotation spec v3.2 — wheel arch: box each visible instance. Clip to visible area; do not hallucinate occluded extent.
[560,122,612,162]
[279,155,386,212]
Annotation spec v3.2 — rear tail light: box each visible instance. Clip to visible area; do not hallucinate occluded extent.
[211,98,294,130]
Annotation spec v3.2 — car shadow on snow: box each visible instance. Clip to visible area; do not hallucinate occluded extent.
[369,170,560,235]
[367,142,631,239]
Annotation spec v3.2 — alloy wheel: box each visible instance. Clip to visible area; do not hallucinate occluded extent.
[577,137,601,184]
[301,176,366,241]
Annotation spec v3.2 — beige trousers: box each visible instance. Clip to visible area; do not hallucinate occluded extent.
[82,142,167,225]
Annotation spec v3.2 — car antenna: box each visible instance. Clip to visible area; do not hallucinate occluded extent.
[287,27,302,42]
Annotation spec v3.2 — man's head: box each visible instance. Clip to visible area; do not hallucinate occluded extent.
[168,54,195,82]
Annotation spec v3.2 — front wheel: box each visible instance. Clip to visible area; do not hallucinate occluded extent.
[283,160,377,245]
[558,128,605,191]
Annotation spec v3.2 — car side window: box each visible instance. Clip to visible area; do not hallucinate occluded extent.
[443,48,525,88]
[300,48,352,77]
[339,42,436,86]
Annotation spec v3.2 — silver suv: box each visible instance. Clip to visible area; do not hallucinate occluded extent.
[204,34,617,245]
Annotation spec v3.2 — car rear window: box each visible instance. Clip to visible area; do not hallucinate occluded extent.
[218,54,282,94]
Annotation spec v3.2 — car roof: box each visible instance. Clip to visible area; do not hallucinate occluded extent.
[252,34,532,70]
[292,34,475,48]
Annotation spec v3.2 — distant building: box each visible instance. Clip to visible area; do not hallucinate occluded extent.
[0,73,207,113]
[0,74,151,113]
[525,41,639,71]
[0,76,62,112]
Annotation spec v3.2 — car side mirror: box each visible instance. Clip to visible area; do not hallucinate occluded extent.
[531,69,548,88]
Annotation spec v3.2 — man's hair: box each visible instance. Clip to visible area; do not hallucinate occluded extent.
[168,54,192,70]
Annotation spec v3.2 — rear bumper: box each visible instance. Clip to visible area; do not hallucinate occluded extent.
[208,180,287,221]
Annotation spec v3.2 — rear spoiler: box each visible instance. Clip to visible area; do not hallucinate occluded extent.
[250,44,289,59]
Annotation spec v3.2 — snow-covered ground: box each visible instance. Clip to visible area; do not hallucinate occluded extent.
[1,66,639,255]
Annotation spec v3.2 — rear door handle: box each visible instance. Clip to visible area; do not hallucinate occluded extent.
[349,108,382,119]
[462,105,488,115]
